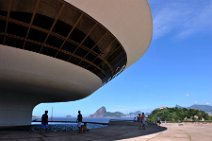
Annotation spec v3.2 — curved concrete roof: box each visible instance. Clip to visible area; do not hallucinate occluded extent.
[0,0,152,126]
[66,0,152,67]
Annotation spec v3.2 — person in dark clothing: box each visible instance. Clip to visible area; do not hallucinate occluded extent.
[77,110,83,133]
[137,114,141,122]
[157,116,161,126]
[41,110,48,130]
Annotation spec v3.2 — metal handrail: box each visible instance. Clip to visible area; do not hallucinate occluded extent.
[32,120,108,125]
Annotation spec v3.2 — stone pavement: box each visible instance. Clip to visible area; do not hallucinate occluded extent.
[0,122,211,141]
[119,122,212,141]
[0,122,165,141]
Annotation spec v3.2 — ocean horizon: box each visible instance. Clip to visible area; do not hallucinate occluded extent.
[32,117,134,122]
[31,117,134,131]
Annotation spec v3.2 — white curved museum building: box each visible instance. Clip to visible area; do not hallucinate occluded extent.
[0,0,152,126]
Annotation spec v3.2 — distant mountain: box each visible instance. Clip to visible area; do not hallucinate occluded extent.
[127,111,150,117]
[32,115,39,118]
[175,104,212,115]
[129,111,142,115]
[188,104,212,114]
[89,106,106,118]
[175,104,185,108]
[89,106,125,118]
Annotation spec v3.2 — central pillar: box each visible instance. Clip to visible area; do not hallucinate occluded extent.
[0,93,37,126]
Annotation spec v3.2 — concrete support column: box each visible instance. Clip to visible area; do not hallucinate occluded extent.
[0,93,36,126]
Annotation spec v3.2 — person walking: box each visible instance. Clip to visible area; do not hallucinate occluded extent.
[77,110,83,133]
[41,110,48,130]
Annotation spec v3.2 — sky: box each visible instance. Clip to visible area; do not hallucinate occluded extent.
[33,0,212,117]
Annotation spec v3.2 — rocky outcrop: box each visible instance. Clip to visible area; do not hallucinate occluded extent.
[89,106,107,118]
[89,106,125,118]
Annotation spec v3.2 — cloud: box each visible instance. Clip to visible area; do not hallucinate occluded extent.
[177,2,212,38]
[205,102,210,105]
[149,0,212,40]
[152,6,183,39]
[185,93,190,97]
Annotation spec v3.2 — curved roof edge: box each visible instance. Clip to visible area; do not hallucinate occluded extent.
[66,0,153,67]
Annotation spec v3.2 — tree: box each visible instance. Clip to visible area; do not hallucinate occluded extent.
[147,107,210,122]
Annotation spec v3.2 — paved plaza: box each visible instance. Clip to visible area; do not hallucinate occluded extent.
[120,122,212,141]
[0,122,211,141]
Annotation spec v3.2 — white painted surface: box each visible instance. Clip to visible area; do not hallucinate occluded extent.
[0,45,102,101]
[66,0,152,67]
[0,45,102,126]
[0,0,152,126]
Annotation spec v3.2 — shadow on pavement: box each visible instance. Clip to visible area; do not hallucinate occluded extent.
[86,123,167,141]
[0,122,167,141]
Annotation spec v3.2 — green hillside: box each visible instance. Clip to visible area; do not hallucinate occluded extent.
[147,107,211,122]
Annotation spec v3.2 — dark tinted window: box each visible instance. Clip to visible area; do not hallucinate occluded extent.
[0,0,127,83]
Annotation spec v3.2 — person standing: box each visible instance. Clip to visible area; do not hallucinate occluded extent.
[137,114,141,122]
[77,110,83,133]
[41,110,48,130]
[157,116,161,126]
[140,112,146,130]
